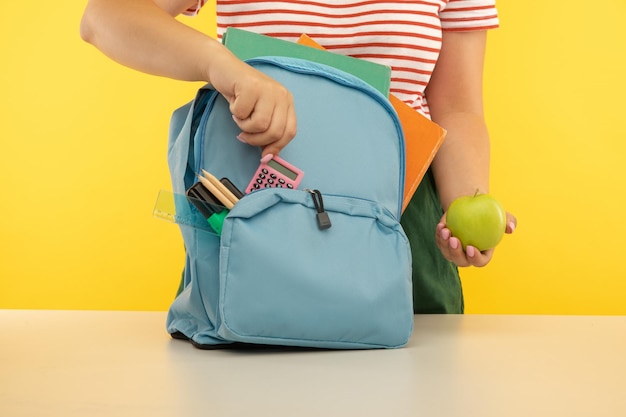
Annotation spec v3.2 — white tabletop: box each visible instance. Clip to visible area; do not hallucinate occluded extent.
[1,310,625,417]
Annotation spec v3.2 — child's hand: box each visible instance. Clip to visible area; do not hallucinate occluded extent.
[435,211,517,267]
[208,50,297,156]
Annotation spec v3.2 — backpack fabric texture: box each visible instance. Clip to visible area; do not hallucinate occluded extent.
[166,57,414,349]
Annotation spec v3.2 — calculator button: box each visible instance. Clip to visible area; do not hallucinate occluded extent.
[261,168,268,174]
[270,173,277,179]
[258,173,266,179]
[278,178,285,184]
[287,184,294,189]
[267,178,274,184]
[256,178,263,185]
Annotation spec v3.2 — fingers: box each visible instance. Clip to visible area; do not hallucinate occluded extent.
[235,100,297,157]
[229,77,297,156]
[505,211,517,234]
[436,223,493,267]
[230,92,273,133]
[436,207,517,267]
[207,51,297,153]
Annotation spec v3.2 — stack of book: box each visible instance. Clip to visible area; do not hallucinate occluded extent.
[223,28,446,212]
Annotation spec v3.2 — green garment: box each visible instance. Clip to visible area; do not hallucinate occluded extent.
[401,169,463,314]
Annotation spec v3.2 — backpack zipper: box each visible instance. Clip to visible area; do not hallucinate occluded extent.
[305,189,332,230]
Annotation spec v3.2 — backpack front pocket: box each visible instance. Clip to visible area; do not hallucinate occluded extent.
[216,189,413,349]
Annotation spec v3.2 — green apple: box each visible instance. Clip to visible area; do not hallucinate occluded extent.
[446,192,506,251]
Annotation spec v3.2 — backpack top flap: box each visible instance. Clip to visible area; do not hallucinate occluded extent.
[170,56,405,219]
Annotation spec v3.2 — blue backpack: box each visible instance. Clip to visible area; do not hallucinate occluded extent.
[166,56,413,349]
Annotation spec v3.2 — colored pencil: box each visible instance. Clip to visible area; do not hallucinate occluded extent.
[201,169,239,205]
[196,174,235,210]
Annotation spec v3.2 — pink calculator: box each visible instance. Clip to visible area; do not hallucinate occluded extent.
[246,154,304,193]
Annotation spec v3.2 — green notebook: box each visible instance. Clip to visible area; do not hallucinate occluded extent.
[222,27,391,97]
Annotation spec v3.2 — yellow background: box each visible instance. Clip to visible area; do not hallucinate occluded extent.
[1,2,624,314]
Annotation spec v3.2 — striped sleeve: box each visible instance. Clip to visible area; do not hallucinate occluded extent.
[440,0,499,31]
[183,0,207,16]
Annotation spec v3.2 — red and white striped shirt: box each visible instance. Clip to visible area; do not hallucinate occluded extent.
[187,1,498,116]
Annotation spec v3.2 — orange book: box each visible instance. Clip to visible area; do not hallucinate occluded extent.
[388,95,446,212]
[298,34,446,212]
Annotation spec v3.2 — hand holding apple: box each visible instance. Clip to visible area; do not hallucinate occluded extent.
[445,192,507,251]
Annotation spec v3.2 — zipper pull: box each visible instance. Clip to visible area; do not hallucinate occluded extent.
[306,189,332,230]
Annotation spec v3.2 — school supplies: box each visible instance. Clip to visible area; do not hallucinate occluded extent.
[219,177,244,200]
[196,171,235,209]
[222,27,391,96]
[246,153,304,193]
[199,169,240,206]
[166,56,413,349]
[389,95,446,211]
[296,34,447,212]
[153,189,215,233]
[189,171,245,234]
[185,181,229,235]
[186,182,223,216]
[154,179,242,236]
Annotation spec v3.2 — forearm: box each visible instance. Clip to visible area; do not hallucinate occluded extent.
[430,111,491,211]
[424,30,491,212]
[80,0,224,82]
[80,0,298,155]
